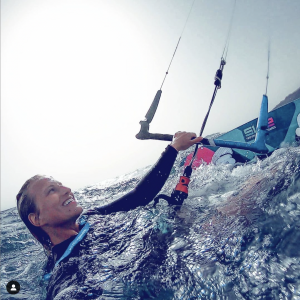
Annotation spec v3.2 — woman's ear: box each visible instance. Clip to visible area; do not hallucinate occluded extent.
[28,213,41,227]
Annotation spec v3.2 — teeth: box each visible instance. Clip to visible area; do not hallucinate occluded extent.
[63,199,73,206]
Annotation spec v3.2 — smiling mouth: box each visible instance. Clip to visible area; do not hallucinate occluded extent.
[63,198,75,206]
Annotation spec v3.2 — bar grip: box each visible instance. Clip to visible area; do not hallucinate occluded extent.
[136,131,173,141]
[145,90,162,124]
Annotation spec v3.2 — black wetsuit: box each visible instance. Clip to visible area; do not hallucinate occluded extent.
[45,145,178,300]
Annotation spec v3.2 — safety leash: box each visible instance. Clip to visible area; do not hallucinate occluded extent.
[153,1,238,209]
[153,57,227,209]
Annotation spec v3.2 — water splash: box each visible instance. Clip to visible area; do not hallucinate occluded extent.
[1,146,300,299]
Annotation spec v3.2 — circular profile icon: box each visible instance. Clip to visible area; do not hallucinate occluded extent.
[6,280,20,294]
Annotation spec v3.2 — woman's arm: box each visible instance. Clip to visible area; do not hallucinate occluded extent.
[95,144,178,214]
[93,132,203,214]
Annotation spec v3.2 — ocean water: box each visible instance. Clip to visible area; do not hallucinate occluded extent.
[1,146,300,300]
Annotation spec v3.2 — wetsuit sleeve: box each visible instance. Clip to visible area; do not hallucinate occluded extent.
[95,145,178,214]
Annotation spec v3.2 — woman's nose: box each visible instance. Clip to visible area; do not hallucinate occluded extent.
[61,185,71,194]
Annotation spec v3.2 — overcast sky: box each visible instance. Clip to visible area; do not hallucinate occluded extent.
[2,0,300,211]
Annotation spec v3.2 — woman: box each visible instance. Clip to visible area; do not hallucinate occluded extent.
[17,132,202,299]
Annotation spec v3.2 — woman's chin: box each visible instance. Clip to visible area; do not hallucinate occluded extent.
[75,205,83,214]
[70,204,83,218]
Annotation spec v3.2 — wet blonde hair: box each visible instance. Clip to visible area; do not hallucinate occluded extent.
[16,175,52,256]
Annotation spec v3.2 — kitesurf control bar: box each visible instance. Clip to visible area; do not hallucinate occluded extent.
[137,94,270,154]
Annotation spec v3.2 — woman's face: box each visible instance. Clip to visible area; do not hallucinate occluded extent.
[28,176,83,228]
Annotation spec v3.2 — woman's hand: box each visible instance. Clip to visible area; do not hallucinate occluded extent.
[170,131,203,151]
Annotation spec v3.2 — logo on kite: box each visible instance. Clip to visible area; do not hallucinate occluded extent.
[243,117,276,141]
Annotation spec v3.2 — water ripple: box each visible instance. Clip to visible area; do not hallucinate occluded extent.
[1,147,300,299]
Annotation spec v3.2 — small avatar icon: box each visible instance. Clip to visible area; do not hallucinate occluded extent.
[6,280,20,295]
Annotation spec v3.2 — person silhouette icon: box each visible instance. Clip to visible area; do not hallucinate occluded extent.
[6,280,20,294]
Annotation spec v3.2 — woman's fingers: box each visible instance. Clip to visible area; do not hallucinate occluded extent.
[171,131,203,151]
[191,136,203,144]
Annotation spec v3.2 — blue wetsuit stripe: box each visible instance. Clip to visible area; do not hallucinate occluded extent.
[55,222,90,266]
[44,221,90,281]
